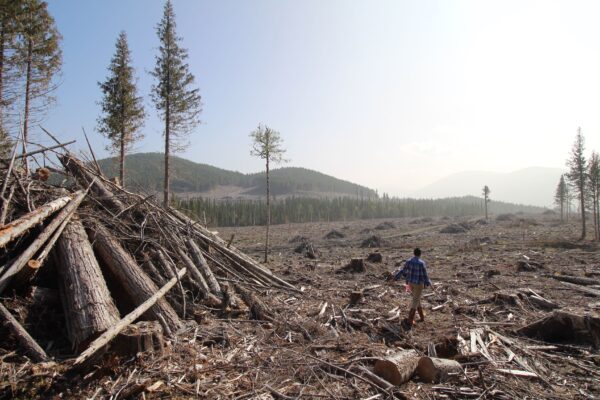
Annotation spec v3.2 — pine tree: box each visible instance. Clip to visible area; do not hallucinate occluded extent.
[97,31,145,187]
[250,124,286,263]
[0,0,20,151]
[17,0,61,171]
[554,174,568,222]
[566,128,587,239]
[151,0,202,206]
[588,152,600,240]
[482,185,490,220]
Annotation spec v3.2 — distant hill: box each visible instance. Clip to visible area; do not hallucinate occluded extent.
[411,167,564,207]
[96,153,378,199]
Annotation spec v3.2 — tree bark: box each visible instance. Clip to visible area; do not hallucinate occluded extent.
[88,221,182,331]
[0,194,72,248]
[186,239,221,296]
[112,320,164,359]
[56,215,120,350]
[119,129,125,187]
[163,94,170,207]
[416,357,462,383]
[59,154,125,213]
[517,310,600,348]
[21,38,32,174]
[373,349,420,385]
[0,301,48,362]
[73,267,186,368]
[234,283,272,321]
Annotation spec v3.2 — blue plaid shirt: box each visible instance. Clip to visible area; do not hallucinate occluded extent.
[395,256,431,286]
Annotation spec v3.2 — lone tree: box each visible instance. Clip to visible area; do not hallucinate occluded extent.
[566,128,587,240]
[151,0,202,206]
[482,185,490,220]
[17,0,62,171]
[250,124,286,263]
[588,152,600,240]
[97,31,145,187]
[554,174,568,222]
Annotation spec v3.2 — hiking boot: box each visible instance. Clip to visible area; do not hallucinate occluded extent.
[417,306,425,322]
[407,308,416,326]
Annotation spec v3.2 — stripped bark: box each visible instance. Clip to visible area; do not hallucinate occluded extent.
[0,194,72,248]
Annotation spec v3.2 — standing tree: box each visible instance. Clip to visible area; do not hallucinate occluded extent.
[588,152,600,240]
[17,0,62,171]
[0,0,20,154]
[482,185,490,220]
[554,174,568,222]
[97,31,145,187]
[151,0,202,206]
[566,128,587,240]
[250,124,286,263]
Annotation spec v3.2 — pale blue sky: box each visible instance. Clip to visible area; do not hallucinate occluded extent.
[40,1,600,195]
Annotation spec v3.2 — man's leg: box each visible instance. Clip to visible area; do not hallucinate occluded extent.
[410,284,424,323]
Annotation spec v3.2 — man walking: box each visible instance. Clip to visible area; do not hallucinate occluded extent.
[394,248,431,326]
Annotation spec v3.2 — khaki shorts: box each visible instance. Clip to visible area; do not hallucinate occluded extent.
[409,283,424,309]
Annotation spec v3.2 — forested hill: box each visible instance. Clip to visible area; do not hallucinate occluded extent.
[96,153,377,198]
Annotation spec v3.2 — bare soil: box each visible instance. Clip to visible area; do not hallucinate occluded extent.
[3,213,600,399]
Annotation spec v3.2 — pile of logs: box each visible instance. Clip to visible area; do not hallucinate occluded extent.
[0,147,295,367]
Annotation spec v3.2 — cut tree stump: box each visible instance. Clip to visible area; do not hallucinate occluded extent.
[112,321,164,359]
[416,357,462,383]
[349,258,366,273]
[349,290,364,305]
[517,310,600,348]
[373,349,420,385]
[88,220,182,332]
[56,215,120,350]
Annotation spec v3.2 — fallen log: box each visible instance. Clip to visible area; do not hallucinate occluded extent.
[177,248,210,296]
[0,194,72,248]
[550,275,600,286]
[0,189,88,293]
[517,310,600,348]
[88,221,183,331]
[0,301,49,362]
[186,239,221,296]
[560,281,600,297]
[56,215,120,350]
[416,357,462,383]
[72,268,186,368]
[234,283,272,321]
[373,349,420,385]
[60,154,125,213]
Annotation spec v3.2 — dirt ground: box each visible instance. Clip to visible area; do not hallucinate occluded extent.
[2,212,600,399]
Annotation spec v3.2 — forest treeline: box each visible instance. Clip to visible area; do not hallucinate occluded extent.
[175,195,544,227]
[97,153,377,197]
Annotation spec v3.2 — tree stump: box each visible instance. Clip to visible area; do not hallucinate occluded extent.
[367,252,383,263]
[349,258,366,273]
[517,310,600,348]
[349,290,364,305]
[112,321,164,358]
[373,349,420,385]
[416,357,462,383]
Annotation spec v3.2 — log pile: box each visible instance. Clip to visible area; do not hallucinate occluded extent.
[0,147,295,368]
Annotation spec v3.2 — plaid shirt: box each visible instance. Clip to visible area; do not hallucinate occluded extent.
[395,256,431,286]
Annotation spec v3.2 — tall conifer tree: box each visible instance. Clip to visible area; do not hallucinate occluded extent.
[0,0,20,153]
[588,152,600,240]
[97,31,145,187]
[17,0,61,171]
[554,174,568,222]
[566,128,587,239]
[151,0,202,206]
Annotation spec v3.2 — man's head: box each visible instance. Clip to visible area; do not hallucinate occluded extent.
[413,248,421,257]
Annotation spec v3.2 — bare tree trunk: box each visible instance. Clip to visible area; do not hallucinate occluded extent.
[264,156,270,263]
[119,129,125,187]
[56,216,120,350]
[22,39,33,174]
[163,98,170,207]
[580,179,586,240]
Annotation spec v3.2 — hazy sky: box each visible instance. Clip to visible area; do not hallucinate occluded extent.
[40,0,600,196]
